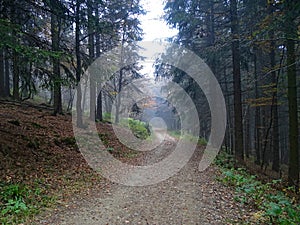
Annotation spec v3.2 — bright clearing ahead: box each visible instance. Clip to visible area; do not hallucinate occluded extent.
[140,0,177,41]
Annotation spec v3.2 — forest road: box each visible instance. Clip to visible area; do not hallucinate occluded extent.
[34,133,249,225]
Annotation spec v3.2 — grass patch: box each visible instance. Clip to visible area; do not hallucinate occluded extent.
[168,131,208,145]
[0,182,55,224]
[168,130,181,138]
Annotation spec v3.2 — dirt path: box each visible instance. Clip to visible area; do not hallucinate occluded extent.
[33,135,250,225]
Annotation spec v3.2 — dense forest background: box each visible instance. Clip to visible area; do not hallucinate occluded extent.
[157,0,300,189]
[0,0,299,190]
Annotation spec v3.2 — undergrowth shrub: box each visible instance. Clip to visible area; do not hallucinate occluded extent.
[98,132,109,145]
[168,130,181,138]
[120,118,150,140]
[198,137,208,145]
[216,151,300,225]
[103,112,114,123]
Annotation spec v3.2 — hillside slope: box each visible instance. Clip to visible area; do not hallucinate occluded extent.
[0,101,139,223]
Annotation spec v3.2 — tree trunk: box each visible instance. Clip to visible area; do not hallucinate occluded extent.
[254,48,261,165]
[270,40,280,173]
[11,2,19,101]
[207,0,216,74]
[115,33,125,124]
[285,0,299,189]
[224,66,233,154]
[88,0,96,121]
[82,79,88,111]
[286,31,299,189]
[245,106,250,158]
[95,6,103,121]
[12,50,19,100]
[266,3,280,173]
[51,5,62,115]
[76,0,83,127]
[287,39,299,188]
[4,48,10,97]
[0,48,5,97]
[230,0,244,161]
[115,68,123,124]
[96,89,103,121]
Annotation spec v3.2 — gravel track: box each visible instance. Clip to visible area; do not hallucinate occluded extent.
[34,135,250,225]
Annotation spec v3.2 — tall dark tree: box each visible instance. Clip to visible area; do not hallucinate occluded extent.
[284,0,299,188]
[88,0,96,121]
[75,0,83,127]
[11,2,20,100]
[230,0,244,161]
[4,48,10,96]
[95,5,103,121]
[50,0,63,115]
[268,3,280,172]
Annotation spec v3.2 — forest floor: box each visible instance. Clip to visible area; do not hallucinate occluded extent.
[0,100,255,224]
